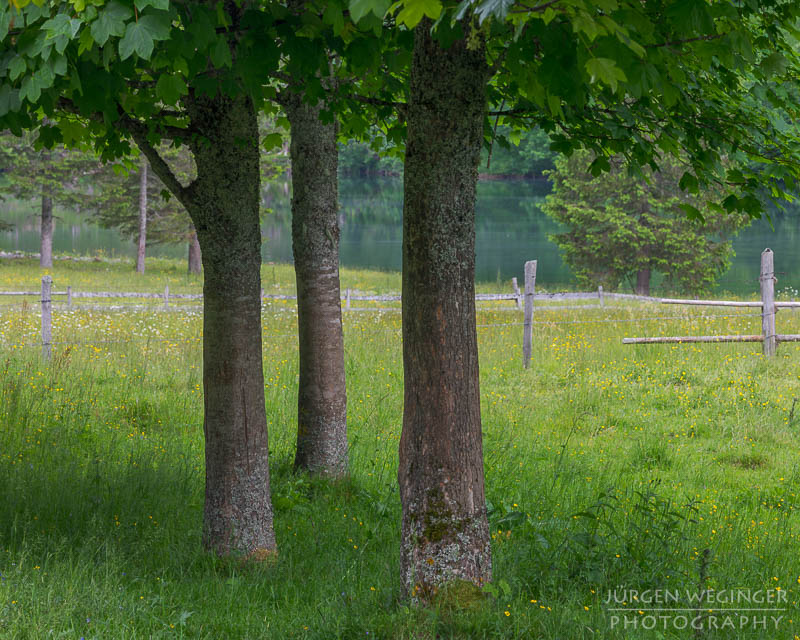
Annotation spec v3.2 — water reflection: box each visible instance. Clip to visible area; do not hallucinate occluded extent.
[1,178,796,295]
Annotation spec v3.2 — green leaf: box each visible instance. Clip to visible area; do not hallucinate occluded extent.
[722,194,739,213]
[349,0,390,23]
[48,53,68,77]
[19,74,42,104]
[572,12,604,41]
[155,74,187,104]
[135,0,169,10]
[118,14,170,60]
[589,155,610,176]
[547,93,563,119]
[78,25,94,54]
[57,118,88,145]
[9,56,26,82]
[90,1,132,46]
[138,13,172,41]
[262,132,283,151]
[0,7,11,41]
[585,58,627,93]
[738,194,762,217]
[394,0,442,29]
[759,52,787,77]
[474,0,514,24]
[323,3,345,35]
[210,37,232,68]
[678,203,704,221]
[678,171,698,194]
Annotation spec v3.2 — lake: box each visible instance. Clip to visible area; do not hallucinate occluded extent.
[2,177,797,296]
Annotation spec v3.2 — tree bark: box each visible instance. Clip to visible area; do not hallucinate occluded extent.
[284,90,348,477]
[136,157,147,273]
[40,193,53,268]
[162,92,276,558]
[399,21,492,601]
[635,268,651,296]
[188,230,202,274]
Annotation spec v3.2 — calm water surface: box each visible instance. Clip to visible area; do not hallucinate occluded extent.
[2,177,797,296]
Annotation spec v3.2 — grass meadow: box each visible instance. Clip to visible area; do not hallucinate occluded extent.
[0,256,799,639]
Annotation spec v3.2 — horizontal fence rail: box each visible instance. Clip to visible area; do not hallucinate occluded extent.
[623,334,800,345]
[3,250,796,360]
[661,297,800,308]
[0,286,625,305]
[625,248,795,356]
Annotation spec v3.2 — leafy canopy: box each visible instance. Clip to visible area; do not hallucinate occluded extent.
[0,1,361,161]
[0,0,798,221]
[350,0,800,217]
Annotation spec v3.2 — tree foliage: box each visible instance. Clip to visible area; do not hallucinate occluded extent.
[353,0,800,215]
[0,130,98,211]
[88,145,194,246]
[482,125,554,176]
[542,150,751,295]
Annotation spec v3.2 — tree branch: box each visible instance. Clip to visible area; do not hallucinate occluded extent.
[116,110,195,209]
[646,32,728,49]
[348,94,407,118]
[509,0,563,15]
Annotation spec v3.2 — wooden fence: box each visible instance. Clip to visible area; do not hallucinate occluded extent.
[623,248,800,356]
[6,270,616,360]
[10,250,793,361]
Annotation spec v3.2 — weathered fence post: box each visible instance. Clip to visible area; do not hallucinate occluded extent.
[41,275,52,360]
[346,288,351,309]
[760,248,776,356]
[163,284,170,310]
[66,285,72,308]
[598,285,604,307]
[522,260,537,369]
[511,277,521,309]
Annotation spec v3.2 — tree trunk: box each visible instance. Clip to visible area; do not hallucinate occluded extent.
[178,93,276,558]
[635,269,651,296]
[188,230,202,274]
[284,90,348,477]
[40,193,53,268]
[136,157,147,274]
[399,20,491,602]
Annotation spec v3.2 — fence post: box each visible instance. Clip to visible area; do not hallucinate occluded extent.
[66,285,72,308]
[41,275,52,360]
[598,285,604,307]
[760,248,776,356]
[511,277,521,309]
[163,284,169,310]
[346,288,351,309]
[522,260,537,369]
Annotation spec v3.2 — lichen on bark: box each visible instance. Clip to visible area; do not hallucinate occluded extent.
[398,19,493,602]
[283,82,348,478]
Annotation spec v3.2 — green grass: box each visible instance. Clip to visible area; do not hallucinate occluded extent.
[1,256,799,639]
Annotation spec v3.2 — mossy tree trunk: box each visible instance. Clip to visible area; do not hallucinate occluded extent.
[140,92,276,558]
[283,89,348,477]
[40,193,53,269]
[399,20,492,601]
